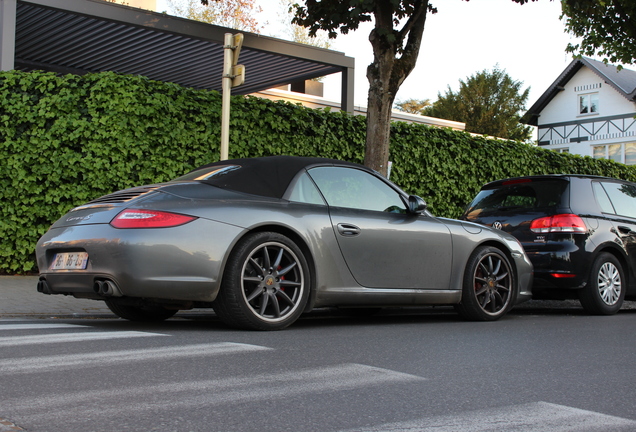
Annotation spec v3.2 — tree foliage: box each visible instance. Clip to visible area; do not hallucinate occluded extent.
[279,0,331,49]
[423,66,532,141]
[561,0,636,65]
[292,0,436,176]
[394,98,431,115]
[176,0,262,32]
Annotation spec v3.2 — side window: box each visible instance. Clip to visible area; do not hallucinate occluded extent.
[307,166,406,213]
[287,172,326,205]
[592,182,615,214]
[601,182,636,218]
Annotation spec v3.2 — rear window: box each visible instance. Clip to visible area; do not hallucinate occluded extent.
[464,179,568,219]
[174,165,241,181]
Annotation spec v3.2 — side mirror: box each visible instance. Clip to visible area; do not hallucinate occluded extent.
[408,195,427,214]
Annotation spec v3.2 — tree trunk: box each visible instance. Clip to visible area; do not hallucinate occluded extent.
[364,59,397,177]
[363,0,430,178]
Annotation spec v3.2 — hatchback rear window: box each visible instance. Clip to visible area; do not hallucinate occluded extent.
[465,179,568,219]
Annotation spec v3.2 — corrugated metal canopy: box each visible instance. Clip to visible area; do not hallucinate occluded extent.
[5,0,354,107]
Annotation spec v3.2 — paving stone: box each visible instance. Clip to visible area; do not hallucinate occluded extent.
[0,276,113,318]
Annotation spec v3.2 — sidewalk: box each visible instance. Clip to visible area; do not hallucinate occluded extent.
[0,275,114,318]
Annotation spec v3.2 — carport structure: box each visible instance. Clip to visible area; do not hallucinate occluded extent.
[0,0,355,112]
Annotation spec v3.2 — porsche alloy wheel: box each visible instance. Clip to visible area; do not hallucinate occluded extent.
[213,232,310,330]
[455,246,514,321]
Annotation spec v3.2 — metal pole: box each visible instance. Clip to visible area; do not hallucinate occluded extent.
[0,0,17,71]
[220,33,233,161]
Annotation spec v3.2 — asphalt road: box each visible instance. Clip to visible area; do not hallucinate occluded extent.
[0,305,635,432]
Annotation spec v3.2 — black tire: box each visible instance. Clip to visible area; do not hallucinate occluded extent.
[579,252,625,315]
[104,299,178,322]
[212,232,310,330]
[455,246,515,321]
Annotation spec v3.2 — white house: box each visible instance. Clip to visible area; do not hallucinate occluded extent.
[523,57,636,165]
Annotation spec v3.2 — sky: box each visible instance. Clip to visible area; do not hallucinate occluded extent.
[157,0,587,110]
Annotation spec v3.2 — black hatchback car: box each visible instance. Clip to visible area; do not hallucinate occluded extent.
[462,175,636,315]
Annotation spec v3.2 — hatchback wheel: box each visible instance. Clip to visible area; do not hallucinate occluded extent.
[579,252,625,315]
[455,246,515,321]
[213,232,310,330]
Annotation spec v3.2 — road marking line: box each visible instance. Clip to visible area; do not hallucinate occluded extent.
[0,342,271,374]
[0,331,167,347]
[0,323,87,331]
[339,401,636,431]
[2,363,425,418]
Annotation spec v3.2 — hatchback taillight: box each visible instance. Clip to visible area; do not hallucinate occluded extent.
[110,209,197,229]
[530,214,587,234]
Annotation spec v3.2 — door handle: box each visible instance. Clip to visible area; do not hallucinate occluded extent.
[617,225,636,235]
[337,223,361,237]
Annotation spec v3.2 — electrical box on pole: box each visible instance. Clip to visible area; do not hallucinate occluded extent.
[220,33,245,161]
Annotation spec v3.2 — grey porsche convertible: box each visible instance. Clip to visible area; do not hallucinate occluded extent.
[36,156,532,330]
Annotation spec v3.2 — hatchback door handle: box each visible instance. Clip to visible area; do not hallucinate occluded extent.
[337,223,361,237]
[617,225,636,235]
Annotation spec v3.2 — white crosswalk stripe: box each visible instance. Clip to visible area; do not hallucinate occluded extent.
[0,330,167,347]
[0,323,87,331]
[0,342,271,374]
[1,363,424,422]
[340,401,636,432]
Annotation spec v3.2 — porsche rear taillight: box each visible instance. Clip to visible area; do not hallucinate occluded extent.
[530,214,587,234]
[110,209,197,229]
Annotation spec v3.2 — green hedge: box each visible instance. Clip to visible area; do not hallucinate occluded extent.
[2,70,636,273]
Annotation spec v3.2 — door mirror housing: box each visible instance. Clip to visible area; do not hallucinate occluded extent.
[408,195,427,214]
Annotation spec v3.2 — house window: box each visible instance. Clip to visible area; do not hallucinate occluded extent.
[626,143,636,165]
[593,143,636,165]
[579,93,599,114]
[554,148,569,154]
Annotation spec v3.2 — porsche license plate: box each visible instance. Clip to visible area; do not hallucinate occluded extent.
[50,252,89,270]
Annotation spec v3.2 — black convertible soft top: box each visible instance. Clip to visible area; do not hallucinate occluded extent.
[189,156,364,199]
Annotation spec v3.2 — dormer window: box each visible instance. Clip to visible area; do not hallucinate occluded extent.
[579,93,599,115]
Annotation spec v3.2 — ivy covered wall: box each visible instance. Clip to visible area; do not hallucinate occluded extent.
[2,70,636,273]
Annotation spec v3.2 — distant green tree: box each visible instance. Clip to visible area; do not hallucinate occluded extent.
[394,98,431,115]
[561,0,636,66]
[423,66,532,141]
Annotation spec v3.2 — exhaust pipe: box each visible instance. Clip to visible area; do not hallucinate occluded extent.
[101,280,116,296]
[93,279,122,297]
[93,280,104,294]
[37,279,52,295]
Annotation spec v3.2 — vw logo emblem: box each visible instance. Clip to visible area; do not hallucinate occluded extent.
[492,221,503,230]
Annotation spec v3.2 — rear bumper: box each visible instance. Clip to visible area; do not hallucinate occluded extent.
[524,250,590,298]
[36,219,244,302]
[523,236,592,292]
